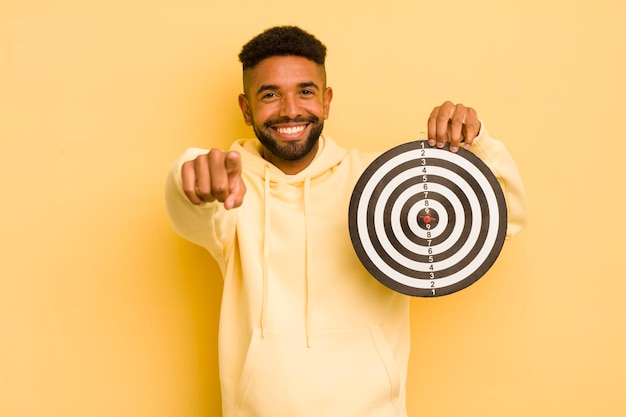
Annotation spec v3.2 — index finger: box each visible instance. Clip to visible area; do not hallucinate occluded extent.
[427,105,440,147]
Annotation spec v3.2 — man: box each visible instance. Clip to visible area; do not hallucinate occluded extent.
[165,26,527,417]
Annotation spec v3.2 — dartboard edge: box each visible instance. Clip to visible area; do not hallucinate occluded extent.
[348,140,508,297]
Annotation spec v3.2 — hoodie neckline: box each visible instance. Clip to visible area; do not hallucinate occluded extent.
[232,134,349,183]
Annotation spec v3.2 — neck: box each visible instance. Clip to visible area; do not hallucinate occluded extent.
[262,142,319,175]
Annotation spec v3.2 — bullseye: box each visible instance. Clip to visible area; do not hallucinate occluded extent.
[349,140,508,297]
[417,208,438,229]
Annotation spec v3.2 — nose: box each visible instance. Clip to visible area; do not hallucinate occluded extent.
[279,94,301,119]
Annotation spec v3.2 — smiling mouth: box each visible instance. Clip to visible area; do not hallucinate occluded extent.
[273,124,308,136]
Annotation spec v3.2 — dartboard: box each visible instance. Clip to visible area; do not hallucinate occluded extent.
[349,140,507,297]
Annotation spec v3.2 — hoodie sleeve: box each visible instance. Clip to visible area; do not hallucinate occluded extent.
[469,123,528,239]
[164,147,235,272]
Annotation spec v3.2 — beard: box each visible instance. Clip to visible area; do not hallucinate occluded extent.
[252,115,324,161]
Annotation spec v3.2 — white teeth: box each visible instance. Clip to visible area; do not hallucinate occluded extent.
[276,125,306,135]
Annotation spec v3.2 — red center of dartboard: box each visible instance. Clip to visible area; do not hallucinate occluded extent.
[417,208,439,230]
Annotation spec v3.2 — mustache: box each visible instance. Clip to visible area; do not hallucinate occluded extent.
[264,116,319,127]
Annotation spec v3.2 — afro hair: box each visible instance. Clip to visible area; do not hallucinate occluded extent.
[238,26,327,70]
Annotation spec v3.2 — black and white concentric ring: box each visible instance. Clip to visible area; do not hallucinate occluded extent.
[349,140,508,297]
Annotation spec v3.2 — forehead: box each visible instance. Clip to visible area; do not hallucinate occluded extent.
[243,55,326,92]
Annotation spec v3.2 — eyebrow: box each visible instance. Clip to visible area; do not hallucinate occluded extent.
[256,81,320,96]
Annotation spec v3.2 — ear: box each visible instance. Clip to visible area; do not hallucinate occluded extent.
[323,87,333,120]
[238,94,253,126]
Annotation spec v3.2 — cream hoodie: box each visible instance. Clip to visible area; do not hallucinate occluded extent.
[165,127,527,417]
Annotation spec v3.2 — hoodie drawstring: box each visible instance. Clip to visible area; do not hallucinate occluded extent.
[261,165,271,339]
[259,165,313,347]
[303,177,312,347]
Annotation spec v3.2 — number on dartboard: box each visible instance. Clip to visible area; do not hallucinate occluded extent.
[421,149,437,290]
[420,149,437,295]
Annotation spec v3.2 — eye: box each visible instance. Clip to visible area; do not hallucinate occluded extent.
[301,89,314,95]
[262,92,277,99]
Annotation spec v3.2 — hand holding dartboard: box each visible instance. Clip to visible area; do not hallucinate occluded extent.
[349,140,507,297]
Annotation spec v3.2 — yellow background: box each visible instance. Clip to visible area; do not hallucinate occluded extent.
[1,0,624,416]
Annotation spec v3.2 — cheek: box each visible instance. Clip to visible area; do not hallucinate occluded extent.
[305,101,328,120]
[251,104,276,124]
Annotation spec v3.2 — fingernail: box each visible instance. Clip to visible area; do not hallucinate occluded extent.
[450,146,459,153]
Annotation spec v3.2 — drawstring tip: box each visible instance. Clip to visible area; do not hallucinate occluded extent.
[306,334,311,348]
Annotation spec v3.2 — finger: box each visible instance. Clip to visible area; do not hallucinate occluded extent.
[208,148,231,203]
[224,152,246,209]
[181,159,205,205]
[427,106,440,147]
[448,104,467,153]
[224,151,243,178]
[435,101,455,148]
[462,107,480,150]
[192,152,216,203]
